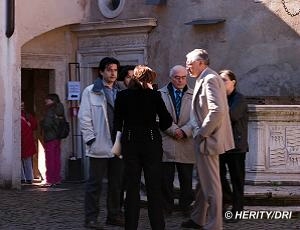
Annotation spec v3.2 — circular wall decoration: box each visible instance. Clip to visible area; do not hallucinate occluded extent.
[98,0,125,18]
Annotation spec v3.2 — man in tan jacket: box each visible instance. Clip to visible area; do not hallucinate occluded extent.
[159,65,195,217]
[181,49,235,230]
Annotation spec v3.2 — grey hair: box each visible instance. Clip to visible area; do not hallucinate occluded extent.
[186,49,210,65]
[169,65,187,77]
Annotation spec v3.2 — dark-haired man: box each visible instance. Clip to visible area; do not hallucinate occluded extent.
[78,57,124,229]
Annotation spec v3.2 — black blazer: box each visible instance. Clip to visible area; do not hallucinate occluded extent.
[114,88,172,141]
[227,90,249,153]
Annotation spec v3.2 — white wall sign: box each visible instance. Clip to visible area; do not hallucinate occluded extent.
[67,81,81,100]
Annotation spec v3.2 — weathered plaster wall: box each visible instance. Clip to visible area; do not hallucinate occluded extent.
[0,0,90,188]
[22,26,77,56]
[0,1,21,189]
[89,0,300,96]
[17,0,90,46]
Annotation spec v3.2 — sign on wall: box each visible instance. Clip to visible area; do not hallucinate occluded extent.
[67,81,81,101]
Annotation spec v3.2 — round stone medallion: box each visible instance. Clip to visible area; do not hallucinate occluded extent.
[98,0,125,18]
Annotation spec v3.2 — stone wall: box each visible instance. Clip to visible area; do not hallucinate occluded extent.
[246,105,300,185]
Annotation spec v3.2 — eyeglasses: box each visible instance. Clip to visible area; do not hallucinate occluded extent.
[173,76,187,80]
[186,60,202,66]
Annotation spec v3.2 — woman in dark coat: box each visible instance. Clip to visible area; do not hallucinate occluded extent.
[113,65,172,230]
[219,69,249,222]
[40,93,65,187]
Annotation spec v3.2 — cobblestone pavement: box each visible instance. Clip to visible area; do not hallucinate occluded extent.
[0,182,299,230]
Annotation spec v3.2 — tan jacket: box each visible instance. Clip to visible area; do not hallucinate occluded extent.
[159,84,196,164]
[191,67,235,155]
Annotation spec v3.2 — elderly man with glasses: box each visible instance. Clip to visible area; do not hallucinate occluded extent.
[158,65,195,217]
[181,49,235,230]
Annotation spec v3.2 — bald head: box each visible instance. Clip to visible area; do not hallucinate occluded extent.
[170,65,188,90]
[169,65,187,78]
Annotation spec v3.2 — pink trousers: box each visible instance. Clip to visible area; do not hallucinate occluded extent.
[45,139,61,184]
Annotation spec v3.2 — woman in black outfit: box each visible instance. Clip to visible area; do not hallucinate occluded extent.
[114,65,172,230]
[219,69,249,222]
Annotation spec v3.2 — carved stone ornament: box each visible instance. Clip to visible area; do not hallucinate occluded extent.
[98,0,125,18]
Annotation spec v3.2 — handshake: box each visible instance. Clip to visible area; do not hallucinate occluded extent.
[111,131,122,159]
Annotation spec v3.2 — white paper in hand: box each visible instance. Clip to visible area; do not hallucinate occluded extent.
[111,131,122,157]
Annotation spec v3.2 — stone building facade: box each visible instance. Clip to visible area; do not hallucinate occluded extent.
[0,0,300,188]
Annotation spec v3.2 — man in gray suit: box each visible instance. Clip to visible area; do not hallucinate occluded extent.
[181,49,235,230]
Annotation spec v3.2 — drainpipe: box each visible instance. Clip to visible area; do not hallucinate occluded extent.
[6,0,15,38]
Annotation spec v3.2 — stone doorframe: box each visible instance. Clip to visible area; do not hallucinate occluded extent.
[21,53,68,93]
[70,18,157,88]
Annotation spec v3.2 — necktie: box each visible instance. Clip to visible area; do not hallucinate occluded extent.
[175,89,182,118]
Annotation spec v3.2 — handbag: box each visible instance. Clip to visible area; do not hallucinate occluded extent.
[56,118,70,139]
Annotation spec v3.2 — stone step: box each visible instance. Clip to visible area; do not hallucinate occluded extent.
[140,193,300,219]
[140,183,300,207]
[243,206,300,219]
[243,185,300,206]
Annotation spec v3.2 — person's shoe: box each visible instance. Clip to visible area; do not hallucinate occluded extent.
[181,219,202,229]
[84,220,104,229]
[164,208,173,217]
[182,209,191,218]
[106,215,125,226]
[180,206,192,218]
[224,218,239,223]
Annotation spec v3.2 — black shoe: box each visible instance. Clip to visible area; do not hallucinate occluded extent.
[106,215,125,226]
[180,206,192,218]
[164,209,173,217]
[182,209,191,218]
[181,219,202,229]
[224,218,239,223]
[84,220,104,229]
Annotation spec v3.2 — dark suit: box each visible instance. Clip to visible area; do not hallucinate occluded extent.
[114,88,172,230]
[159,83,195,214]
[220,90,248,213]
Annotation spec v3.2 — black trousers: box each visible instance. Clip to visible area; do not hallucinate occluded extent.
[161,162,194,212]
[123,140,165,230]
[219,152,246,212]
[85,156,124,222]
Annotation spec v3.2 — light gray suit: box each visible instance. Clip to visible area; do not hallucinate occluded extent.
[190,67,235,230]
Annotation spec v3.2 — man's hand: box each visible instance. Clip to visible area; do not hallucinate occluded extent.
[174,128,184,140]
